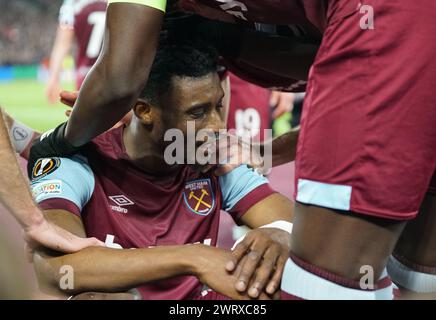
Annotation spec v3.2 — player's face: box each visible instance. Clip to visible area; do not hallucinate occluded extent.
[158,72,226,140]
[151,72,226,165]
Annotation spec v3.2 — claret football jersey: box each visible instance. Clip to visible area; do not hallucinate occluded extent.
[30,126,276,299]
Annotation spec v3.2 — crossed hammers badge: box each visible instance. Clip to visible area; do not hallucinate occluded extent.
[183,179,215,216]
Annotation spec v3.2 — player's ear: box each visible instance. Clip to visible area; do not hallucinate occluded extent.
[133,100,154,125]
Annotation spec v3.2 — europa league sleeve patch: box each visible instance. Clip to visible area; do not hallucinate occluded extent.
[30,156,95,211]
[31,158,61,180]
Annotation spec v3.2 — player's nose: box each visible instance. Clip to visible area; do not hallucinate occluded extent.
[205,112,226,132]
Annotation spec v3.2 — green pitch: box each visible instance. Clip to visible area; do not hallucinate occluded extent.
[0,80,74,132]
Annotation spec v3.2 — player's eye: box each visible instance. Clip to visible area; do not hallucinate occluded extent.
[190,109,206,119]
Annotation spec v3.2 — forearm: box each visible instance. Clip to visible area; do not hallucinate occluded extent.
[263,129,299,168]
[65,4,163,146]
[2,110,40,159]
[64,61,139,146]
[34,245,195,295]
[48,27,74,82]
[241,193,293,229]
[0,110,43,227]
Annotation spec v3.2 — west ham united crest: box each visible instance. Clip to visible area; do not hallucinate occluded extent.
[183,179,215,216]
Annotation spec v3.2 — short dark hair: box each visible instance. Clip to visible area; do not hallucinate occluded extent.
[139,34,218,106]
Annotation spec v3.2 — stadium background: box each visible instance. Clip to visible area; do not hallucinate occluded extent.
[0,0,72,132]
[0,0,295,299]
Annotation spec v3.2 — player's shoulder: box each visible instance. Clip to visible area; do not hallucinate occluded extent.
[218,164,269,192]
[30,155,92,182]
[218,165,272,213]
[30,155,96,209]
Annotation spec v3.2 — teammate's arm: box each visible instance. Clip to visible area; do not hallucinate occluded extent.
[219,166,293,298]
[230,193,293,298]
[0,109,46,232]
[46,26,74,105]
[65,1,165,147]
[214,128,300,176]
[0,109,102,253]
[268,128,300,167]
[239,193,293,228]
[1,109,40,159]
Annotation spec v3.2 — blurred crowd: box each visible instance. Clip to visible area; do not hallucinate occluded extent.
[0,0,61,65]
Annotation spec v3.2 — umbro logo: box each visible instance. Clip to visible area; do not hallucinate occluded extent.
[109,195,134,213]
[109,195,134,206]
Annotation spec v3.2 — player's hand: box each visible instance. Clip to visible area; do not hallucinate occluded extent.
[226,228,291,298]
[46,79,62,105]
[191,244,278,300]
[270,91,294,120]
[59,90,77,117]
[59,90,78,108]
[25,217,104,255]
[199,134,268,176]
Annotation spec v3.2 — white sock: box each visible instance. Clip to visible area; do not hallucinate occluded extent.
[281,256,396,300]
[387,255,436,293]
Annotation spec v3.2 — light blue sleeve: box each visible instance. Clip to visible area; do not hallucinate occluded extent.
[30,156,95,211]
[219,165,269,211]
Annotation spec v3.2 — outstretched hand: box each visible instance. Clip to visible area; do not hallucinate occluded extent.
[226,228,291,298]
[25,217,104,255]
[192,244,279,300]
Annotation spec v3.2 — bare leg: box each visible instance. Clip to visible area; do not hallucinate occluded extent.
[392,194,436,299]
[291,202,406,281]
